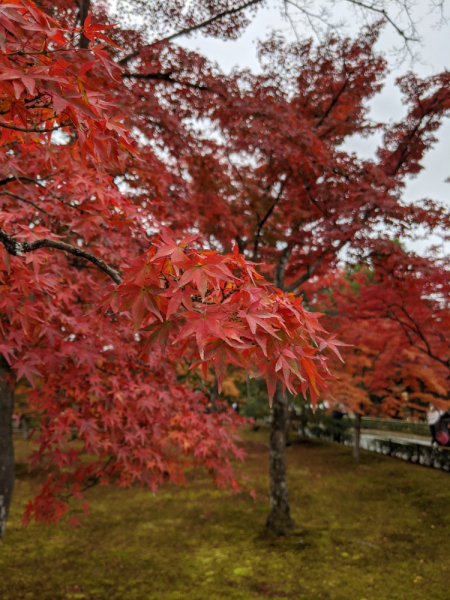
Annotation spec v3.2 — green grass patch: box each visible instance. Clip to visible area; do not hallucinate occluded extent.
[2,431,450,599]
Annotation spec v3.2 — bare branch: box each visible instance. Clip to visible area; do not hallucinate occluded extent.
[122,71,213,93]
[284,0,332,41]
[118,0,263,67]
[252,176,288,261]
[345,0,419,42]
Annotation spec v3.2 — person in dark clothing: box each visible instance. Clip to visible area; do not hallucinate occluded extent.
[330,409,344,420]
[330,409,346,443]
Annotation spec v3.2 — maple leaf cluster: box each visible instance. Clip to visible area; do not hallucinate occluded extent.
[0,1,131,155]
[102,233,335,403]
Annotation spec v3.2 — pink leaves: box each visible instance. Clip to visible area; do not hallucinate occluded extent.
[11,356,41,385]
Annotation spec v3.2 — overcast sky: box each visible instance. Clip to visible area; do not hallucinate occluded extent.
[175,1,450,255]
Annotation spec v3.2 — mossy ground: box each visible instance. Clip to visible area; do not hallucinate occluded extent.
[2,428,450,600]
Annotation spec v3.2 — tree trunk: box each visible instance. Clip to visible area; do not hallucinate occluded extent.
[353,412,361,459]
[299,405,306,437]
[210,376,219,412]
[79,0,91,49]
[246,371,251,404]
[266,381,295,536]
[0,357,15,542]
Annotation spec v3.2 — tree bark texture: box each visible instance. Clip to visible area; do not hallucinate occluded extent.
[0,356,15,542]
[78,0,91,49]
[353,412,362,459]
[266,381,295,536]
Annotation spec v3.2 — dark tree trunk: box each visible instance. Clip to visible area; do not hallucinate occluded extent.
[79,0,91,49]
[246,371,251,404]
[266,381,295,536]
[353,412,361,459]
[0,357,15,542]
[210,376,219,412]
[299,405,306,437]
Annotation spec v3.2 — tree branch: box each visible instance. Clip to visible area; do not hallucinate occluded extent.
[0,228,122,284]
[0,175,54,187]
[78,0,91,50]
[345,0,419,43]
[284,253,325,292]
[122,71,212,93]
[316,70,350,129]
[285,239,347,292]
[0,191,48,215]
[274,245,292,290]
[0,120,70,133]
[118,0,263,66]
[0,176,88,215]
[252,176,288,261]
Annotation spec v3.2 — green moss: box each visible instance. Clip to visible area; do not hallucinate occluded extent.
[2,432,450,599]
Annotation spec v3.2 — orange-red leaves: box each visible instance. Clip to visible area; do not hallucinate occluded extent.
[82,14,121,48]
[0,3,134,165]
[109,233,332,405]
[153,234,192,262]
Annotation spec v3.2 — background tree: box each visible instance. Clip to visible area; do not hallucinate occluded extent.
[315,254,450,456]
[178,28,449,527]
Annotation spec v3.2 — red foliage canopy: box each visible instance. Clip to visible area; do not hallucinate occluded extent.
[318,248,450,418]
[1,0,449,539]
[0,0,334,530]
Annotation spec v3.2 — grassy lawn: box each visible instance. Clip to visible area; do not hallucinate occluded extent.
[1,428,450,600]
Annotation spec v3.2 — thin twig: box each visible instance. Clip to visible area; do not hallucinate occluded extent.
[118,0,263,66]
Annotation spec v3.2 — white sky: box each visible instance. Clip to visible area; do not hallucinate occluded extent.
[176,1,450,255]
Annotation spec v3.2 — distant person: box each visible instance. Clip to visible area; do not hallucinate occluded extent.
[330,408,346,443]
[19,413,30,440]
[435,412,450,447]
[330,409,345,421]
[232,402,240,414]
[427,406,444,446]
